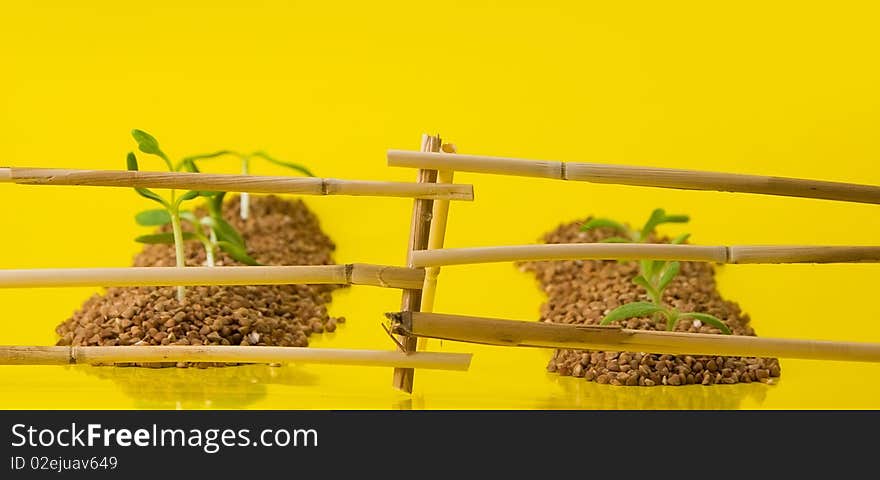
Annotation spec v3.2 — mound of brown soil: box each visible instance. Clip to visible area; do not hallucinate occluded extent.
[519,220,781,386]
[55,195,345,366]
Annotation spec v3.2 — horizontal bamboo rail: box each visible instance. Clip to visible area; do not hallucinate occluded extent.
[411,244,880,267]
[390,312,880,363]
[387,150,880,204]
[0,167,474,201]
[0,264,425,290]
[0,345,472,370]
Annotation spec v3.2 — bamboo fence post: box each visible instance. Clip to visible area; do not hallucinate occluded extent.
[392,134,441,393]
[386,150,880,205]
[418,143,457,350]
[391,312,880,363]
[0,345,473,370]
[0,167,473,201]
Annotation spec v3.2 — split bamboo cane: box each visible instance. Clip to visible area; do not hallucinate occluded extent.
[0,345,472,370]
[411,244,880,267]
[392,134,441,393]
[0,264,425,290]
[386,150,880,204]
[391,312,880,363]
[418,143,457,350]
[0,167,473,201]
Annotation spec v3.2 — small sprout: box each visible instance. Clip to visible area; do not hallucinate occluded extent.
[179,150,314,220]
[588,209,731,335]
[128,130,259,300]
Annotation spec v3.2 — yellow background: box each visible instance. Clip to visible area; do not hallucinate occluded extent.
[1,1,879,409]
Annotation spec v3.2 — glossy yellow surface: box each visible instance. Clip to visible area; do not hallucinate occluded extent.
[1,1,880,409]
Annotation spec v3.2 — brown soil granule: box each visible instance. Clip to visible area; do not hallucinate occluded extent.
[519,219,781,386]
[55,195,346,366]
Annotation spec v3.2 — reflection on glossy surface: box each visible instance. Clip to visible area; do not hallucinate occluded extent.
[78,364,319,409]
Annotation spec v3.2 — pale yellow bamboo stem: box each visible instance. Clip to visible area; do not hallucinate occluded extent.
[0,264,425,290]
[0,345,472,370]
[394,312,880,363]
[387,150,880,204]
[393,134,441,393]
[419,143,457,350]
[2,167,473,201]
[0,167,10,182]
[411,244,880,267]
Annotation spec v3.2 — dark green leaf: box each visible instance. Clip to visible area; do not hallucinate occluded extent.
[662,215,690,224]
[127,153,168,207]
[252,151,315,177]
[632,275,660,302]
[639,208,667,241]
[599,236,632,243]
[581,218,627,233]
[176,190,201,205]
[657,261,680,293]
[600,302,667,325]
[211,216,245,247]
[135,232,196,244]
[217,241,261,266]
[135,209,171,226]
[678,312,732,334]
[131,129,172,169]
[209,191,227,217]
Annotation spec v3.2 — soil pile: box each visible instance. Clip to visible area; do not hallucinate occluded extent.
[519,219,780,386]
[55,195,345,366]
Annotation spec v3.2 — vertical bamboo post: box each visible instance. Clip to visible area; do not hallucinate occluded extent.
[392,134,441,392]
[418,143,457,350]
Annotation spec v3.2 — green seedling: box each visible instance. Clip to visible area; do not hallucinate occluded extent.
[178,150,314,220]
[128,129,259,301]
[134,191,260,267]
[582,209,731,334]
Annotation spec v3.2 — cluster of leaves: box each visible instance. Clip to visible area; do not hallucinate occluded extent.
[127,130,259,275]
[581,209,731,334]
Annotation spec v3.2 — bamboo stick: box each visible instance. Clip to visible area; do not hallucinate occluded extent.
[0,167,474,201]
[418,143,457,350]
[0,264,425,290]
[411,243,880,267]
[0,345,472,370]
[387,150,880,204]
[393,134,441,393]
[391,312,880,363]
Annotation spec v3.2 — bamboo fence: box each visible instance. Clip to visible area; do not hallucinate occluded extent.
[0,167,473,201]
[0,264,424,290]
[391,312,880,363]
[410,244,880,267]
[387,150,880,204]
[0,345,471,370]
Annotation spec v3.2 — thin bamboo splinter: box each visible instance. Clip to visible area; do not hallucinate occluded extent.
[392,312,880,363]
[387,150,880,204]
[411,244,880,267]
[0,264,425,290]
[0,345,472,371]
[0,167,474,201]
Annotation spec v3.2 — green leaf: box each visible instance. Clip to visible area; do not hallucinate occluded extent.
[175,190,201,206]
[671,233,691,245]
[131,129,171,169]
[209,191,227,217]
[127,153,168,207]
[632,275,660,303]
[640,259,655,280]
[252,151,315,177]
[663,215,690,224]
[217,241,261,266]
[135,232,196,244]
[600,302,667,325]
[581,218,627,233]
[176,150,241,172]
[639,208,666,241]
[135,209,171,226]
[211,216,245,247]
[678,312,732,334]
[599,236,632,243]
[657,261,680,294]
